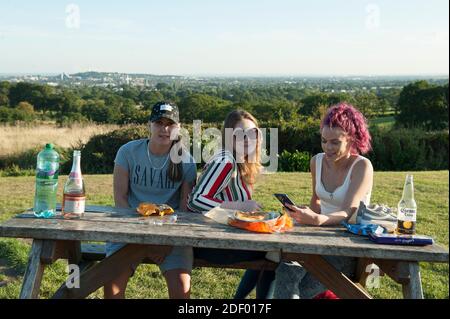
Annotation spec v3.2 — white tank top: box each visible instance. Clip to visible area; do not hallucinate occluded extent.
[315,153,371,223]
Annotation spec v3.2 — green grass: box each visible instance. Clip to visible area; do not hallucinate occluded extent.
[369,116,396,129]
[0,172,448,299]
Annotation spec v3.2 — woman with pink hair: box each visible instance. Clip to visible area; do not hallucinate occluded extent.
[273,102,374,299]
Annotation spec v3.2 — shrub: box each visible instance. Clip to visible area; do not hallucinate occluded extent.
[61,126,149,174]
[0,145,70,173]
[278,150,311,172]
[366,127,448,171]
[68,124,449,173]
[261,117,322,155]
[0,165,35,177]
[3,122,448,174]
[0,106,35,123]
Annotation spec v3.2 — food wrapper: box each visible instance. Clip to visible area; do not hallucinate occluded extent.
[228,210,293,234]
[202,206,233,225]
[136,203,175,217]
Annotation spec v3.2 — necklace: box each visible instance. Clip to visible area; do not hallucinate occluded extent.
[147,143,170,170]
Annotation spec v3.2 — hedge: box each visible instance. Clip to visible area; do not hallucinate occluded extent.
[1,123,447,175]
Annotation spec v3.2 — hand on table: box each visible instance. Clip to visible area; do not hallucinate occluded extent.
[285,203,319,226]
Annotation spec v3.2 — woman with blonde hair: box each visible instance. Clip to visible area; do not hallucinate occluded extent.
[188,109,274,298]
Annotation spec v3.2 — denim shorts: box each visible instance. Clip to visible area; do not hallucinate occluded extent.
[105,242,193,274]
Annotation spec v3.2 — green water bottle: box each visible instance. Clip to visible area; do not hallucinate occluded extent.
[33,143,60,218]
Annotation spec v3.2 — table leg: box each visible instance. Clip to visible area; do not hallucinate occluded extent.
[370,259,424,299]
[19,239,45,299]
[52,244,169,299]
[401,262,424,299]
[282,253,372,299]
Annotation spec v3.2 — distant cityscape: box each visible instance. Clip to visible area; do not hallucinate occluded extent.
[0,72,190,89]
[0,72,448,93]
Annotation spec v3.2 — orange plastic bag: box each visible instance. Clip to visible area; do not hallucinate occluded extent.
[228,211,293,234]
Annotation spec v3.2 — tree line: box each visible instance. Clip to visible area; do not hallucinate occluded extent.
[0,79,448,130]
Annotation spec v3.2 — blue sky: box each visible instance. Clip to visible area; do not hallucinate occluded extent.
[0,0,448,75]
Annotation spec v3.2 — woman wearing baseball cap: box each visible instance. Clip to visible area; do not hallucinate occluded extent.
[104,101,197,299]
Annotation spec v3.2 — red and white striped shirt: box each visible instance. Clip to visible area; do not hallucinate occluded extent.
[187,150,252,213]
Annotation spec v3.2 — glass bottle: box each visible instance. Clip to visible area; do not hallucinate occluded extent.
[62,150,86,219]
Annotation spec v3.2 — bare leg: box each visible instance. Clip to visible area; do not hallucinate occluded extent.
[163,269,191,299]
[104,267,133,299]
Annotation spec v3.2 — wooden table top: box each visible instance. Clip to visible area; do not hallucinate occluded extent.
[1,205,448,263]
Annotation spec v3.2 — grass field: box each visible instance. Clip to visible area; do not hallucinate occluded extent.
[0,123,120,157]
[369,116,396,129]
[0,171,448,299]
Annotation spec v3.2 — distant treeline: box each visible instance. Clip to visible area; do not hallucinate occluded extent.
[0,79,446,129]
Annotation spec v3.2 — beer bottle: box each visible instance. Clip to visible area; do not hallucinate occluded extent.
[396,174,417,235]
[62,150,86,219]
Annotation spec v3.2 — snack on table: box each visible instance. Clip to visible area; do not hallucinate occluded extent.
[234,211,272,222]
[137,203,175,217]
[158,204,175,216]
[228,211,293,233]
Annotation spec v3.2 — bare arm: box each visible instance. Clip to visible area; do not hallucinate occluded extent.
[113,164,130,208]
[287,159,373,226]
[179,180,194,211]
[309,156,321,214]
[316,159,373,226]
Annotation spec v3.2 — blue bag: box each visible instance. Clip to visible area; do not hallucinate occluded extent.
[341,221,385,236]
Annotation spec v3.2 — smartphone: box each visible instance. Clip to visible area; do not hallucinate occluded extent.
[274,194,296,210]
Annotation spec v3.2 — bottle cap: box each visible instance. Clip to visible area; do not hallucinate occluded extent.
[45,143,54,149]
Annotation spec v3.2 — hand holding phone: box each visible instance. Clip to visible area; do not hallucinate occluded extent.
[274,194,297,211]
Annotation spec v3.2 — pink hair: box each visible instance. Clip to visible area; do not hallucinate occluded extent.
[320,102,372,155]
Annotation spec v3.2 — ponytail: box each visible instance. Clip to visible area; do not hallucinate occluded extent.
[167,136,184,182]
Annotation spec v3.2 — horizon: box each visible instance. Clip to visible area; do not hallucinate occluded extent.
[1,71,449,79]
[1,1,448,76]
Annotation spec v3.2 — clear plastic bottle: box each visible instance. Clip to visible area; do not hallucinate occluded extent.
[396,174,417,235]
[33,143,60,218]
[62,150,86,219]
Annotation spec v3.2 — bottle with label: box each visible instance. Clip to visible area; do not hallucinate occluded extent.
[33,143,60,218]
[62,150,86,219]
[396,174,417,235]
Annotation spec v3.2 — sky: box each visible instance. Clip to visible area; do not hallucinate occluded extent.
[0,0,448,76]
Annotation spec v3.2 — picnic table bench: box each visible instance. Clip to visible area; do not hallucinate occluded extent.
[0,205,448,299]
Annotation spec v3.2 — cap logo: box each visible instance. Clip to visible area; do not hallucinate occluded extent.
[160,104,173,112]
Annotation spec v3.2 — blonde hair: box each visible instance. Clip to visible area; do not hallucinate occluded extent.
[222,110,262,186]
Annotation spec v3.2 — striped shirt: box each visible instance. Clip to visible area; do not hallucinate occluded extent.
[187,150,252,213]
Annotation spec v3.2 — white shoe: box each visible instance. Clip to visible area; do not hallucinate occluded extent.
[356,202,397,233]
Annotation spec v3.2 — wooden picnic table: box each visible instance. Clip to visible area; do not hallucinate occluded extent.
[0,205,448,299]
